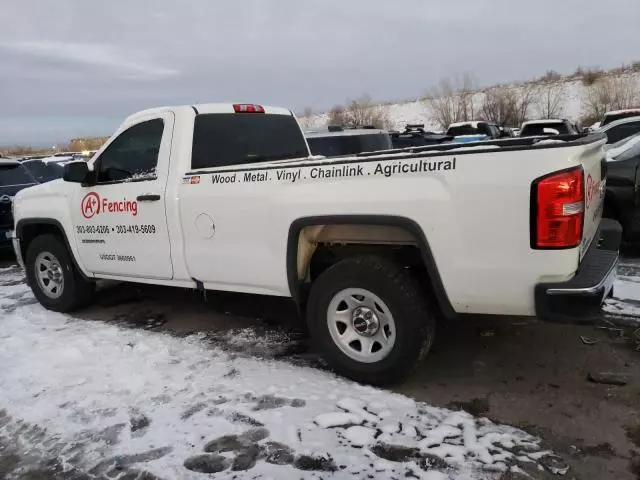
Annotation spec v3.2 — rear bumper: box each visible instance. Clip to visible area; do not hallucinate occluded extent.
[535,218,621,323]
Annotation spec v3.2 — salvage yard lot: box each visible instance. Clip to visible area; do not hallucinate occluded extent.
[1,256,639,479]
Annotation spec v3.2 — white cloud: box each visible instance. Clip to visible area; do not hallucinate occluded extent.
[2,40,178,80]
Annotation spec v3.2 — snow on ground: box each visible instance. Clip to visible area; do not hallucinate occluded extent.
[0,266,565,479]
[603,258,640,321]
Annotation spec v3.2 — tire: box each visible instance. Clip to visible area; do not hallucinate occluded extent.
[306,255,436,386]
[25,234,95,312]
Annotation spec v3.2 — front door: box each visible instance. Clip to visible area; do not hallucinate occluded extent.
[70,112,174,279]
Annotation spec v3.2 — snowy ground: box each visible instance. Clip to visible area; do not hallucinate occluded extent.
[0,266,573,480]
[604,257,640,321]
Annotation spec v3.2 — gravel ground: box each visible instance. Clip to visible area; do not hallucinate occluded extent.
[1,253,639,479]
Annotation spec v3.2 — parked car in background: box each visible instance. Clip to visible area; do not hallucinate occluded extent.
[519,119,579,137]
[0,159,37,251]
[606,132,640,158]
[598,116,640,145]
[21,156,69,184]
[305,127,393,157]
[600,108,640,127]
[389,124,452,149]
[603,134,640,243]
[445,121,502,139]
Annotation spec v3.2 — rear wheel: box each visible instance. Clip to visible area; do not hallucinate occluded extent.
[306,255,436,385]
[25,234,95,312]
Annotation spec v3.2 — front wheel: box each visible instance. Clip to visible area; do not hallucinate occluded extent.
[25,234,95,312]
[306,255,436,385]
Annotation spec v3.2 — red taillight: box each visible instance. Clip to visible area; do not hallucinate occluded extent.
[233,104,265,113]
[532,167,584,249]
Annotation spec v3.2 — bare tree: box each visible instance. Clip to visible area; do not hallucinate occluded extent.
[581,75,640,124]
[480,86,517,126]
[536,83,566,119]
[297,106,315,130]
[327,95,391,129]
[479,83,537,127]
[513,83,537,126]
[327,105,346,126]
[425,74,477,129]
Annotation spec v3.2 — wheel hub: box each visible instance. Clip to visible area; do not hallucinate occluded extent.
[352,306,379,336]
[34,251,65,299]
[327,287,396,364]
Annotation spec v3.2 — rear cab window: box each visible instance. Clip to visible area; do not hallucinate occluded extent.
[520,122,570,137]
[446,124,481,136]
[191,113,309,169]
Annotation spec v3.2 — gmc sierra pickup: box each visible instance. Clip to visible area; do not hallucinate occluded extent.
[10,103,621,385]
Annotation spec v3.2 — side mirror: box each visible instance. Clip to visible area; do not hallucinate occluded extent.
[63,161,90,183]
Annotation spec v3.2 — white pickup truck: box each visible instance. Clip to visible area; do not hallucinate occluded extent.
[10,103,621,385]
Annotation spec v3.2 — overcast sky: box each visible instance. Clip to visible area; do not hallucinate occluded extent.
[1,0,639,145]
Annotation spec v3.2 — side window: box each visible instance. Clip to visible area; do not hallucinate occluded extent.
[95,119,164,183]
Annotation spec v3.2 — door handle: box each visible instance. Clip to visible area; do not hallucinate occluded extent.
[136,194,161,202]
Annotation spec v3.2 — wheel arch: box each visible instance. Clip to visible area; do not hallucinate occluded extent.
[286,215,455,319]
[16,218,91,281]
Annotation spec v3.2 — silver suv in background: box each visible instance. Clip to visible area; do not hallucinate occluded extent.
[598,115,640,145]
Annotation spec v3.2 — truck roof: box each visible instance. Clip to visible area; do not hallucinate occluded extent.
[125,103,293,124]
[604,108,640,116]
[0,159,20,167]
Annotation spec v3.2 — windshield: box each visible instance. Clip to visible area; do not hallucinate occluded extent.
[0,163,37,186]
[191,113,309,169]
[22,160,65,183]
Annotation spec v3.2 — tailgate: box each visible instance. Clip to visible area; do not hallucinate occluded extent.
[579,140,607,259]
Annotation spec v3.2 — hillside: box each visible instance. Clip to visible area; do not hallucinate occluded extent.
[301,68,640,132]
